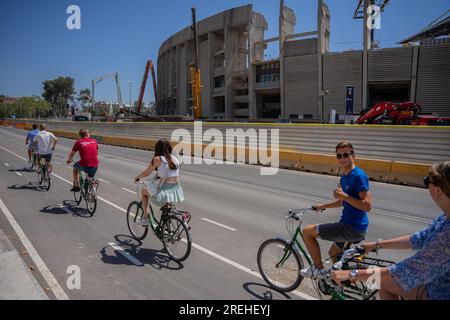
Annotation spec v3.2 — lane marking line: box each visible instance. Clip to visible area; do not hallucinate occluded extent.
[0,198,69,300]
[121,187,137,195]
[201,218,237,232]
[15,172,22,176]
[98,179,110,184]
[188,241,315,300]
[4,163,10,167]
[107,242,144,266]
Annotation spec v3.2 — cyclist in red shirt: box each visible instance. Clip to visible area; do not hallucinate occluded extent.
[66,129,99,192]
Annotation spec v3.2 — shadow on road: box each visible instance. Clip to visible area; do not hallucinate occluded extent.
[8,183,45,192]
[39,201,92,218]
[100,234,184,271]
[8,168,35,173]
[242,282,293,300]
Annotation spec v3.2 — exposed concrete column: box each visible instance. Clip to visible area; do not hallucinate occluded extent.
[248,13,267,119]
[410,45,420,103]
[318,0,324,122]
[279,0,285,119]
[207,32,216,118]
[279,2,296,119]
[362,0,370,112]
[224,27,237,119]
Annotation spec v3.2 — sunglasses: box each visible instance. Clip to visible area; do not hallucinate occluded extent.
[424,176,432,188]
[336,152,354,160]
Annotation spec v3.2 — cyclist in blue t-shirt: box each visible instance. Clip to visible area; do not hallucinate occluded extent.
[25,123,40,164]
[300,141,373,279]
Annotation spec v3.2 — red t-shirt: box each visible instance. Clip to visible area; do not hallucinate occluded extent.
[72,138,99,167]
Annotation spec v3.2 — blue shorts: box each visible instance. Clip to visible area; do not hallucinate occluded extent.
[38,154,52,162]
[73,161,97,178]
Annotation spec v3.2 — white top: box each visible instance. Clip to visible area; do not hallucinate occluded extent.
[158,155,180,178]
[33,131,56,155]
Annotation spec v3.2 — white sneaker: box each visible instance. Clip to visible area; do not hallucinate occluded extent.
[136,218,150,227]
[300,266,328,279]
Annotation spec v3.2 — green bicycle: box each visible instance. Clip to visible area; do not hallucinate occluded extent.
[36,157,51,191]
[257,207,395,300]
[126,181,192,262]
[73,170,99,216]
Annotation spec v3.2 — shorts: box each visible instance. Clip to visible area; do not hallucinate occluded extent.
[73,161,97,178]
[38,154,52,162]
[28,144,37,151]
[317,222,366,250]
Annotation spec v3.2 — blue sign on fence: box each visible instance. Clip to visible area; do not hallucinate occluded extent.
[345,86,354,115]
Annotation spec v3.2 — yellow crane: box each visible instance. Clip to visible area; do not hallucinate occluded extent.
[190,7,202,119]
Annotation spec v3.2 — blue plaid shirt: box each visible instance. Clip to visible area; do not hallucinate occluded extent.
[388,213,450,300]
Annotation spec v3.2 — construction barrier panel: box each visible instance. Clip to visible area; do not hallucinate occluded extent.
[279,150,302,169]
[355,158,392,183]
[299,152,340,176]
[388,161,431,187]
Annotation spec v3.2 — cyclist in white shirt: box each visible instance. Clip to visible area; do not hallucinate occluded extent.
[33,124,58,169]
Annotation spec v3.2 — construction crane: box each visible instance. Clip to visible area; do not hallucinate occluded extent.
[190,7,202,119]
[136,60,157,114]
[353,0,390,49]
[91,72,123,115]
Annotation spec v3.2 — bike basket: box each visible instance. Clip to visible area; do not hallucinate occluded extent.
[347,255,396,269]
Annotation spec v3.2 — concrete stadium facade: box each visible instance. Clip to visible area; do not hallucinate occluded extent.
[156,4,450,121]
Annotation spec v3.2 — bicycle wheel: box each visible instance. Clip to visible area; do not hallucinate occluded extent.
[126,201,148,240]
[43,169,51,191]
[85,185,97,215]
[161,214,192,262]
[73,188,82,205]
[38,167,43,184]
[257,239,304,292]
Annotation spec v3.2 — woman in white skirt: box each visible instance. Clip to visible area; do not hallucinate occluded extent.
[134,139,184,226]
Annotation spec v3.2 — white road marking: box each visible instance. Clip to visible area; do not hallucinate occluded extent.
[188,241,315,300]
[0,198,69,300]
[4,163,10,167]
[0,145,27,161]
[98,179,110,184]
[67,166,72,170]
[97,196,127,213]
[55,161,61,165]
[107,242,144,266]
[121,187,137,195]
[58,205,73,215]
[15,172,22,176]
[201,218,237,232]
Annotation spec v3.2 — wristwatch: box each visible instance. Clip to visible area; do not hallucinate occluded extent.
[376,239,383,251]
[350,269,359,281]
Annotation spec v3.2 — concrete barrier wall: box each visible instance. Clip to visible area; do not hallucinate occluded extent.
[1,121,434,188]
[5,119,450,164]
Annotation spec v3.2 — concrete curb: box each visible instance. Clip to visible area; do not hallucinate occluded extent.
[0,226,48,300]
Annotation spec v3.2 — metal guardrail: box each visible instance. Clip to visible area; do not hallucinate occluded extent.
[4,119,450,164]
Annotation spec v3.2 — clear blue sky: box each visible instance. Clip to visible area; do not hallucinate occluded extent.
[0,0,448,104]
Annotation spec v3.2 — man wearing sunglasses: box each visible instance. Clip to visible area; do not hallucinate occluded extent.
[300,141,372,279]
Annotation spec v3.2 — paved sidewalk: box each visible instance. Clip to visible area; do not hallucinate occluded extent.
[0,226,48,300]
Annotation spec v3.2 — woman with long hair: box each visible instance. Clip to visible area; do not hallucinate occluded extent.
[134,139,184,226]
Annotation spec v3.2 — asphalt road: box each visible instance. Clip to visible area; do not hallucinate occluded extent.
[0,126,438,300]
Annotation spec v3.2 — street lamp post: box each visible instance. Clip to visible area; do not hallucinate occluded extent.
[128,81,132,120]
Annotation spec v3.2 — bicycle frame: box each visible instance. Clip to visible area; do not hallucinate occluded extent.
[276,208,378,300]
[135,181,163,233]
